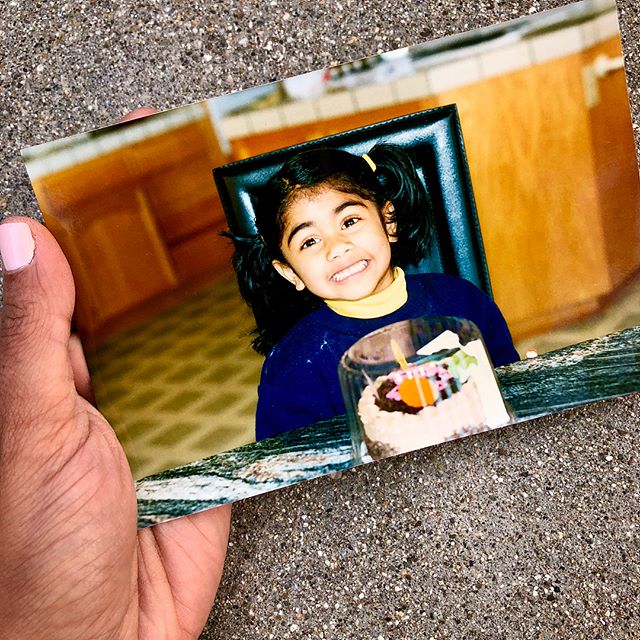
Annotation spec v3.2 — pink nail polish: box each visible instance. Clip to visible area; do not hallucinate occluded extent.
[0,222,35,273]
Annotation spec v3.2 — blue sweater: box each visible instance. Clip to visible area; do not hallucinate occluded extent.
[256,273,519,440]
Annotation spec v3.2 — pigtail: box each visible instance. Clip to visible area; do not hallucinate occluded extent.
[222,231,320,356]
[367,143,434,267]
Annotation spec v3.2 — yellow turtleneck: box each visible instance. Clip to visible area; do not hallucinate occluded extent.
[325,267,408,319]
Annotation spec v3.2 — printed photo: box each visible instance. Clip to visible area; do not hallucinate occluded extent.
[22,0,640,525]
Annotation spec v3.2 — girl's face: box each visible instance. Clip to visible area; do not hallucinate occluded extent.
[272,187,397,301]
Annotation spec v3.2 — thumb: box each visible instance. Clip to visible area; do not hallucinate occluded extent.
[0,217,77,425]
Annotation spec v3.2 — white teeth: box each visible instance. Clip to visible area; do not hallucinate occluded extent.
[332,260,368,282]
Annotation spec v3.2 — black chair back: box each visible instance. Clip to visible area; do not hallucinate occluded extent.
[214,104,492,297]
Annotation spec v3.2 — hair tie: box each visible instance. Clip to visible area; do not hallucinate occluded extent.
[361,153,376,172]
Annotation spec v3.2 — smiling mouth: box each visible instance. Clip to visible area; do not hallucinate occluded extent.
[331,259,369,283]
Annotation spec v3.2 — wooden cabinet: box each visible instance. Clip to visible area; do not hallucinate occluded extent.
[434,35,639,338]
[32,111,233,345]
[45,190,178,337]
[436,48,608,337]
[37,36,633,346]
[587,37,640,291]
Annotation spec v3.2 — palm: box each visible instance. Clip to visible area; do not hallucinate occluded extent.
[0,219,230,640]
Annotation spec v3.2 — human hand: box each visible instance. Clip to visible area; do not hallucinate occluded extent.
[0,218,231,639]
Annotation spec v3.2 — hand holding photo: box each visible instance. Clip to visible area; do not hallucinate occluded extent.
[20,0,640,526]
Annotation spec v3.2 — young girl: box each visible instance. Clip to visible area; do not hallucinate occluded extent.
[231,144,519,440]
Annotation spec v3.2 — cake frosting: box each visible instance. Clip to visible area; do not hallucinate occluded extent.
[356,330,510,460]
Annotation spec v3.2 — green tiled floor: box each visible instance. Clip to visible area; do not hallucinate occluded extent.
[89,275,263,479]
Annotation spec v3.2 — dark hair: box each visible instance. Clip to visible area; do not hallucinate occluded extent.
[228,143,434,355]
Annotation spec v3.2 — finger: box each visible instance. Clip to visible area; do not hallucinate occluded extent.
[118,106,158,123]
[0,218,77,422]
[137,504,232,637]
[68,333,96,405]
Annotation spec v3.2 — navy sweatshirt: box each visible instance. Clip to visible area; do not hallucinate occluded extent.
[255,273,519,440]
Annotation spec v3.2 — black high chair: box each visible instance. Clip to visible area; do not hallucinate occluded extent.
[213,104,493,309]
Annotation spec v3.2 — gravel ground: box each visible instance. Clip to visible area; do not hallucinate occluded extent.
[1,1,639,638]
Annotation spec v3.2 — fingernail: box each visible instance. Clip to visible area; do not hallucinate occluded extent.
[0,222,35,273]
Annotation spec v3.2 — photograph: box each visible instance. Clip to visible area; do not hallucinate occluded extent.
[21,0,640,525]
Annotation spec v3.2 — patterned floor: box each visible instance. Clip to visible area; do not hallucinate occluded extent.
[89,275,263,480]
[89,273,640,480]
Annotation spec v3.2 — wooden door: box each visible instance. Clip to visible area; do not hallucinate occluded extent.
[33,151,178,339]
[586,36,640,290]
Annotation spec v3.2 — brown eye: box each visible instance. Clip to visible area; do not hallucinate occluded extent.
[342,216,360,229]
[300,237,318,250]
